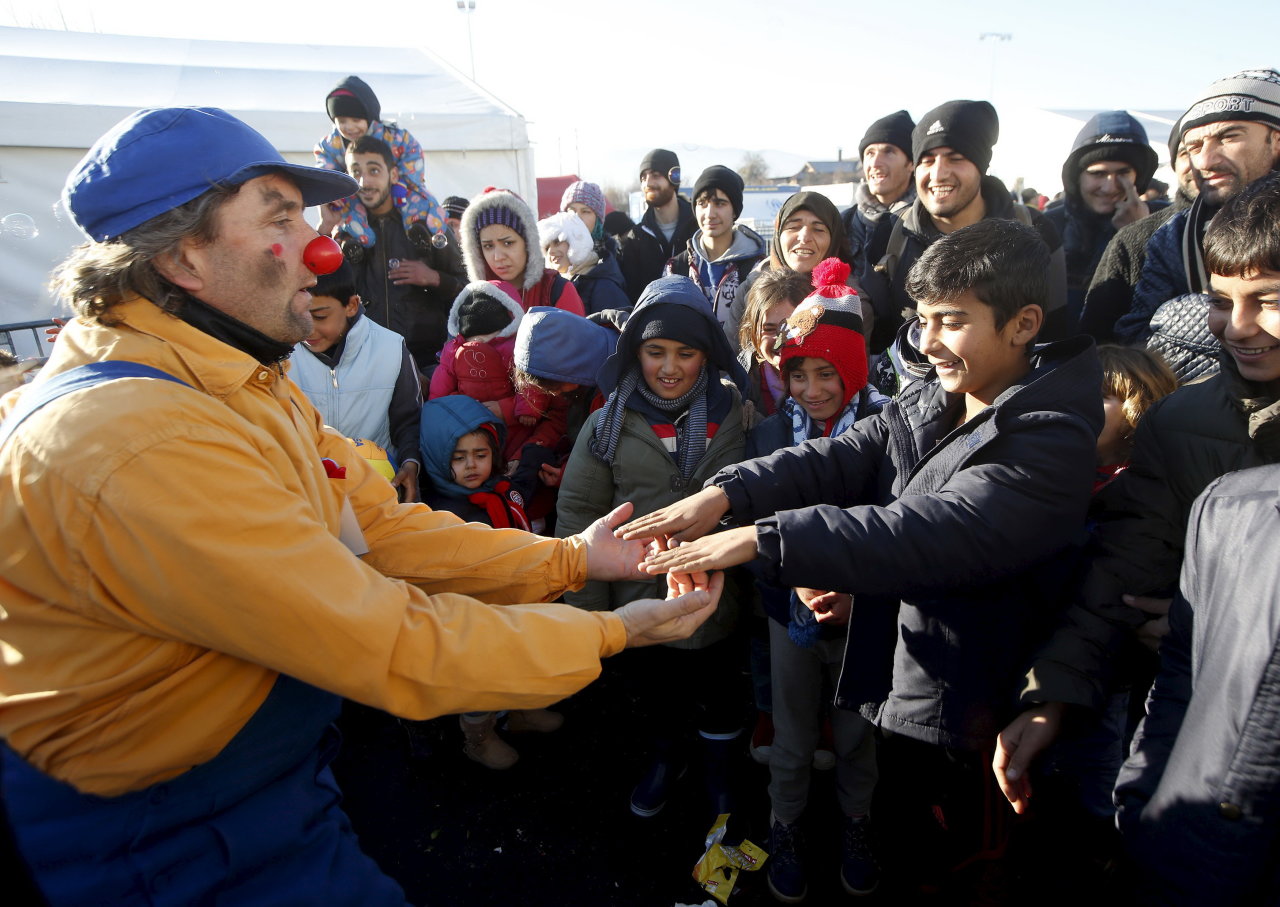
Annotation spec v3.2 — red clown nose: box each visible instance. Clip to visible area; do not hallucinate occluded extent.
[303,235,344,275]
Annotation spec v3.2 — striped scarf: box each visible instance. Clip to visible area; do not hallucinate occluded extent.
[591,364,711,481]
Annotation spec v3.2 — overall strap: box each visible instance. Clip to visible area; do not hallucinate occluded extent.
[0,361,192,448]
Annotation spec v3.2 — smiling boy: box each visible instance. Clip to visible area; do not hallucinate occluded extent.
[667,166,766,330]
[623,219,1103,896]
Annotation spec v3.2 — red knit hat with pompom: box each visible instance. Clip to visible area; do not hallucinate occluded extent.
[778,258,868,411]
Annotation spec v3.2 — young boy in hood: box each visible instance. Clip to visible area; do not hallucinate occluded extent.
[291,262,423,501]
[314,75,448,250]
[622,219,1103,899]
[418,394,564,769]
[667,166,767,330]
[556,276,751,828]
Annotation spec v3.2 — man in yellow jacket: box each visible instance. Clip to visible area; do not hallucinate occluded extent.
[0,107,720,905]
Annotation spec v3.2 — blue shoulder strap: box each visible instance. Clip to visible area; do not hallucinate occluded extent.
[0,361,192,448]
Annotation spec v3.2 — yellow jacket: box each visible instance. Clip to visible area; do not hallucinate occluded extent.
[0,298,626,796]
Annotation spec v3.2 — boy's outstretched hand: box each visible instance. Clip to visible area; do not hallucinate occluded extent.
[579,502,653,583]
[616,569,724,648]
[641,526,759,575]
[616,485,730,544]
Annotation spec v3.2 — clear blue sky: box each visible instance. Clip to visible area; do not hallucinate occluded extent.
[3,0,1277,184]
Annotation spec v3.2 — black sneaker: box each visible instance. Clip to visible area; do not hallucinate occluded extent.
[767,818,808,903]
[628,756,686,818]
[840,815,879,896]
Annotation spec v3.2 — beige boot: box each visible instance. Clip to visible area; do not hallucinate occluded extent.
[460,713,518,770]
[507,708,565,734]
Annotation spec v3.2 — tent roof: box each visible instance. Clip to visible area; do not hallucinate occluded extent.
[0,26,529,153]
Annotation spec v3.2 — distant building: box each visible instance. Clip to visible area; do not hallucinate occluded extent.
[771,153,861,187]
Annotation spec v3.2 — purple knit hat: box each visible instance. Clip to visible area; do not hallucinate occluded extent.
[560,180,606,224]
[473,188,526,239]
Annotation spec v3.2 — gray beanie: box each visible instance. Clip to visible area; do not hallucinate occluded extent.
[1179,68,1280,143]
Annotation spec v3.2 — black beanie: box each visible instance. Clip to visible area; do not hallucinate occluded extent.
[860,110,916,159]
[912,100,1000,174]
[639,148,681,184]
[692,165,745,219]
[458,294,512,338]
[631,302,716,356]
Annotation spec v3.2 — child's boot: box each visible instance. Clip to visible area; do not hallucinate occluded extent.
[459,713,518,770]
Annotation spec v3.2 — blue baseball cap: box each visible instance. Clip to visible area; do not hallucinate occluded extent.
[64,107,358,242]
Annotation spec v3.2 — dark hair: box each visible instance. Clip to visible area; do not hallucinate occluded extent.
[1204,170,1280,278]
[312,260,357,305]
[905,219,1048,329]
[50,183,241,323]
[347,135,396,171]
[460,424,500,458]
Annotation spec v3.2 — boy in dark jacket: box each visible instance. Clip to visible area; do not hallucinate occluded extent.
[622,219,1103,897]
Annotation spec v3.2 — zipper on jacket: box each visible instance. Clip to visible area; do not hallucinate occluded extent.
[330,367,338,390]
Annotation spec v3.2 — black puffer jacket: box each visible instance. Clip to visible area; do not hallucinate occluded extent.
[859,175,1069,354]
[711,336,1103,750]
[1116,464,1280,906]
[1023,354,1280,710]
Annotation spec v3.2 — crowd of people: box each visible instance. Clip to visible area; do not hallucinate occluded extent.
[2,65,1280,905]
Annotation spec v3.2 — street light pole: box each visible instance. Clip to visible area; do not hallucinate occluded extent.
[979,32,1011,99]
[456,0,476,81]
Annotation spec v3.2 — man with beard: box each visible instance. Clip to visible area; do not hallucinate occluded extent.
[843,110,916,277]
[1043,111,1159,330]
[344,135,467,374]
[859,100,1068,353]
[617,148,698,303]
[1112,68,1280,344]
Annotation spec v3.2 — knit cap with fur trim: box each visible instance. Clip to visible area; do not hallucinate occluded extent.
[778,258,868,410]
[459,188,544,291]
[1179,68,1280,142]
[913,100,999,174]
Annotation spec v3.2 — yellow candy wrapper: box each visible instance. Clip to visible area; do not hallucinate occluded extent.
[691,814,768,904]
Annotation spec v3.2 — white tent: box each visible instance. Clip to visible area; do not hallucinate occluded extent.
[0,26,534,331]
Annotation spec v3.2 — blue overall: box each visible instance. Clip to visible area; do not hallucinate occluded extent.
[1,363,410,905]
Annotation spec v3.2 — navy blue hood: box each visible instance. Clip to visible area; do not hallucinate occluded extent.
[1062,111,1157,202]
[596,275,748,395]
[514,306,617,388]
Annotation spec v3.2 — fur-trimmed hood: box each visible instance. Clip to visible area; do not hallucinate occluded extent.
[459,188,544,292]
[445,279,525,340]
[538,212,596,268]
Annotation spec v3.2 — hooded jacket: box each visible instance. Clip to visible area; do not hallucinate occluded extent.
[459,189,586,316]
[616,195,698,304]
[860,175,1069,353]
[572,242,631,315]
[313,75,448,245]
[666,224,767,329]
[709,335,1104,750]
[419,394,534,528]
[1044,112,1161,328]
[556,279,748,649]
[430,280,523,410]
[514,306,617,443]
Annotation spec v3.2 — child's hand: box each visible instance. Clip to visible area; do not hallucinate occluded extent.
[641,526,759,575]
[518,414,538,427]
[617,486,732,544]
[796,588,852,625]
[538,463,563,487]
